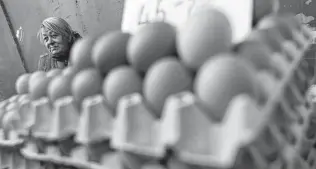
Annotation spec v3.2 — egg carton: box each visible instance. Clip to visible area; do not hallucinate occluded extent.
[16,91,310,169]
[20,70,314,168]
[0,95,42,169]
[0,94,28,148]
[0,51,310,168]
[17,71,314,169]
[9,75,313,165]
[16,93,262,169]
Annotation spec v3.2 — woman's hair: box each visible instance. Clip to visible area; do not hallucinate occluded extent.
[37,17,81,45]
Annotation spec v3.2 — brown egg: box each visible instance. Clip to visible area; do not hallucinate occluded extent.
[28,71,49,99]
[177,6,232,70]
[29,75,52,100]
[142,164,166,169]
[258,15,293,38]
[71,68,103,107]
[70,37,97,70]
[47,75,72,102]
[46,69,63,78]
[194,54,258,121]
[29,71,46,83]
[235,40,274,72]
[103,66,142,110]
[92,31,129,75]
[15,73,30,94]
[143,57,193,117]
[62,66,79,79]
[247,29,284,53]
[127,22,177,72]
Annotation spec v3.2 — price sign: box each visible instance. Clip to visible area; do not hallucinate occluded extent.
[121,0,253,43]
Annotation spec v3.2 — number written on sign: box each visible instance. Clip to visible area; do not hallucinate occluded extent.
[138,0,166,25]
[137,0,196,26]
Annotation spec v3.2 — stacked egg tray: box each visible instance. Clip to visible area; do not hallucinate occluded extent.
[0,54,314,169]
[1,23,316,169]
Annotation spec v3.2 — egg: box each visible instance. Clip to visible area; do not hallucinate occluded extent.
[194,54,258,121]
[62,66,79,79]
[167,159,191,169]
[70,37,97,70]
[144,57,193,116]
[103,66,142,111]
[127,22,177,72]
[235,40,273,72]
[28,71,47,98]
[46,69,63,78]
[15,73,30,94]
[257,14,295,41]
[142,164,166,169]
[92,31,129,75]
[247,29,284,54]
[177,6,232,70]
[71,68,103,107]
[29,75,52,100]
[48,75,72,102]
[29,71,46,83]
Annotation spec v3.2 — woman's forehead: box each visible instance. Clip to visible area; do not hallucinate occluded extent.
[41,28,57,36]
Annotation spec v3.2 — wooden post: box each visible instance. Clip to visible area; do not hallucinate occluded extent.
[0,0,29,73]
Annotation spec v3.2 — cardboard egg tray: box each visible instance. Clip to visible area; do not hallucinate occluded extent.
[0,25,314,169]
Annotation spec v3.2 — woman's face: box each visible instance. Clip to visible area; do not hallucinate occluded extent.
[41,28,70,56]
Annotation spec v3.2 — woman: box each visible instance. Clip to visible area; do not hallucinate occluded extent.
[37,17,81,71]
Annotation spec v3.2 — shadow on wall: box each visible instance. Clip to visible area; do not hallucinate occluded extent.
[2,0,125,72]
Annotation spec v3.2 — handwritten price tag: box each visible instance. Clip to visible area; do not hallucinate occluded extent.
[121,0,253,43]
[121,0,195,33]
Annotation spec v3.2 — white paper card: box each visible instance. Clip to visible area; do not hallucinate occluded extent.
[121,0,253,43]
